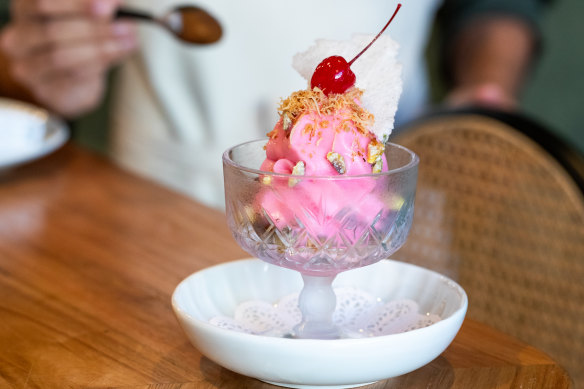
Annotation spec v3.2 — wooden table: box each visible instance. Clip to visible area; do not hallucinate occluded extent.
[0,144,573,389]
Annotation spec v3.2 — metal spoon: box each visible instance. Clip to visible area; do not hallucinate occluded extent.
[116,6,222,45]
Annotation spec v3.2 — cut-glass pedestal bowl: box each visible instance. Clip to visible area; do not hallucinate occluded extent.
[223,140,418,339]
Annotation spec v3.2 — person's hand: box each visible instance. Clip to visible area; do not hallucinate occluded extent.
[0,0,137,118]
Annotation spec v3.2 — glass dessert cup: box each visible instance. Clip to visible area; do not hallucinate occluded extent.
[223,140,418,339]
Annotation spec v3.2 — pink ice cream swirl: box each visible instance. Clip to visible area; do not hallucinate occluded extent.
[258,88,388,241]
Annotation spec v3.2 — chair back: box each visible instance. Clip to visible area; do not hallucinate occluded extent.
[393,111,584,387]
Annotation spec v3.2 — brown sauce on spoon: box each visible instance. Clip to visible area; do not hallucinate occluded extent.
[173,6,222,44]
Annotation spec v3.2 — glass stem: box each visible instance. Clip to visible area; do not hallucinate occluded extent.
[294,274,339,339]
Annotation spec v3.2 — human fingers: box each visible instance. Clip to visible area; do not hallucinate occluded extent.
[32,73,107,118]
[11,0,119,20]
[63,51,131,81]
[9,35,137,88]
[1,19,135,59]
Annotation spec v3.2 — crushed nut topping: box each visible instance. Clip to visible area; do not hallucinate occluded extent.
[372,159,383,173]
[282,112,292,131]
[289,161,306,187]
[367,140,385,164]
[292,160,305,176]
[327,152,346,174]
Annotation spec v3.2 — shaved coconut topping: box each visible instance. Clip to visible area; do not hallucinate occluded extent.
[293,34,402,143]
[277,88,375,139]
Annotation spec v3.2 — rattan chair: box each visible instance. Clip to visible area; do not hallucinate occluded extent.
[392,109,584,387]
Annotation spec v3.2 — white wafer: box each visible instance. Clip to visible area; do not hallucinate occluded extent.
[293,34,402,143]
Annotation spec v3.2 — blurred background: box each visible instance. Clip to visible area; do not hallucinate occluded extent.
[70,0,584,157]
[428,0,583,154]
[522,0,583,153]
[1,0,582,155]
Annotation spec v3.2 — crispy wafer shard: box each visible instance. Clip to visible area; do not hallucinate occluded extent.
[327,152,346,174]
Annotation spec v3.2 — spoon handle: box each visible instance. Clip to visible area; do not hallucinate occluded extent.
[115,8,154,22]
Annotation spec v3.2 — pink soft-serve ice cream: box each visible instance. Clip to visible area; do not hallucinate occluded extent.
[261,88,384,177]
[256,32,403,241]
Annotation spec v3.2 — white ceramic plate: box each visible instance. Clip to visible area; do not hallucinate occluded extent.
[172,258,467,389]
[0,98,69,169]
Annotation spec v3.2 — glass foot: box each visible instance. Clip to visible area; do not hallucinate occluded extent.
[294,274,339,339]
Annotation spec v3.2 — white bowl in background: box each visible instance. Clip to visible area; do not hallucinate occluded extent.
[172,258,467,389]
[0,98,68,169]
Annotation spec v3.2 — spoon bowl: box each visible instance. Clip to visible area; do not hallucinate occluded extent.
[116,5,222,45]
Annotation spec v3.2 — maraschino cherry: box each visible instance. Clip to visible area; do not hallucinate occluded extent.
[310,4,402,96]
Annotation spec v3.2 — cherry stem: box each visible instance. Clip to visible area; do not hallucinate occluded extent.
[347,3,402,66]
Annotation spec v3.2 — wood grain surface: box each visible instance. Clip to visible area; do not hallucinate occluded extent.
[0,144,573,389]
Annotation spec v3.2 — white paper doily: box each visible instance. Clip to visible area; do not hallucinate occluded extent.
[209,287,441,338]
